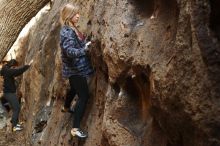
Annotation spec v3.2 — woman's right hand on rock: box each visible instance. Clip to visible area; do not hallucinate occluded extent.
[28,59,33,66]
[85,41,92,51]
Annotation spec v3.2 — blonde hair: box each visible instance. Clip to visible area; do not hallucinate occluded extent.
[60,4,79,26]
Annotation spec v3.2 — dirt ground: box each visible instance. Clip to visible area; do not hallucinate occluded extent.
[0,127,25,146]
[0,120,25,146]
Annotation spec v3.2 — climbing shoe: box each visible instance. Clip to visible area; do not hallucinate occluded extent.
[71,128,87,138]
[16,122,24,128]
[61,106,74,113]
[12,125,23,132]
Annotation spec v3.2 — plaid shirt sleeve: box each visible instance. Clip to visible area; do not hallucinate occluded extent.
[60,26,86,58]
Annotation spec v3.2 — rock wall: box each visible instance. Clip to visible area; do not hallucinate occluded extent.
[10,0,220,146]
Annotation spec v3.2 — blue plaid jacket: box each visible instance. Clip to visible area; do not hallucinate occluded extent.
[60,25,93,78]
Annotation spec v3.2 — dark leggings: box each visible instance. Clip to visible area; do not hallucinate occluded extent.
[65,75,89,128]
[3,93,20,127]
[64,83,76,109]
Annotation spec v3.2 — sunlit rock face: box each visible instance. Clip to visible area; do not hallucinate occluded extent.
[13,0,220,145]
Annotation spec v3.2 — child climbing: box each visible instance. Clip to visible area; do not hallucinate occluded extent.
[0,59,33,132]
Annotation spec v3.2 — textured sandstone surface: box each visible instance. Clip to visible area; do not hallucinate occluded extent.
[1,0,220,146]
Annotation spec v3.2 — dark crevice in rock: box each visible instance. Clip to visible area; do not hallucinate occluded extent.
[101,135,111,146]
[34,120,47,133]
[129,0,155,17]
[124,76,139,99]
[112,82,120,94]
[113,64,152,141]
[209,0,220,41]
[129,0,178,20]
[90,39,109,82]
[191,1,220,65]
[191,0,220,98]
